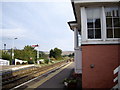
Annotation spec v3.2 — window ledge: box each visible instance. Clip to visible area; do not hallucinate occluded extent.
[87,39,102,41]
[106,38,120,41]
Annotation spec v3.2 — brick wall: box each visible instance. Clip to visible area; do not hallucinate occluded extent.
[82,44,120,88]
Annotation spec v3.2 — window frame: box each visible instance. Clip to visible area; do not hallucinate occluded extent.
[86,8,102,39]
[105,7,120,39]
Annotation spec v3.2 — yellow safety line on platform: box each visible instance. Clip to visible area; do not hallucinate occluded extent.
[25,62,73,89]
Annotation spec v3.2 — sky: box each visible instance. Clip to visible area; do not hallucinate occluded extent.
[1,0,75,51]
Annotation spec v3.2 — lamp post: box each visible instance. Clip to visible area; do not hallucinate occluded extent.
[12,38,18,61]
[4,44,6,50]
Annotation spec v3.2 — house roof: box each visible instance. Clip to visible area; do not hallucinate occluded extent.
[68,0,120,31]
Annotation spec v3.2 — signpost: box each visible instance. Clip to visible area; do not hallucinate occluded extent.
[31,44,39,60]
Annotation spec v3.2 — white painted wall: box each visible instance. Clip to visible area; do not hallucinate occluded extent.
[0,59,9,65]
[81,7,87,42]
[101,7,106,41]
[74,27,82,74]
[37,59,44,64]
[74,47,82,74]
[15,59,27,65]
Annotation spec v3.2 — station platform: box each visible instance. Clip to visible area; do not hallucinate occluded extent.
[25,62,75,89]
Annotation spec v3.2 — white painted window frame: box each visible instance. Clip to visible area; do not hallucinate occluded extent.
[81,6,120,43]
[105,7,120,39]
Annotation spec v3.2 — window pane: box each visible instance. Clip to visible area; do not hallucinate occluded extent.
[86,8,101,19]
[105,7,118,17]
[106,11,112,17]
[106,18,112,27]
[95,29,101,38]
[95,19,101,28]
[88,29,94,39]
[107,29,113,38]
[114,28,120,38]
[113,18,120,27]
[116,10,119,17]
[113,10,115,17]
[87,19,93,28]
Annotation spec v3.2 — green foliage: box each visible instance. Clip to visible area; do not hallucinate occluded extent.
[23,45,37,61]
[14,50,24,60]
[2,51,11,60]
[14,45,37,64]
[44,59,49,64]
[49,48,62,60]
[68,53,74,57]
[49,49,54,58]
[54,48,62,60]
[39,51,48,59]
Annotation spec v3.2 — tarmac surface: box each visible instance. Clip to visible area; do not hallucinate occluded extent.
[34,62,74,89]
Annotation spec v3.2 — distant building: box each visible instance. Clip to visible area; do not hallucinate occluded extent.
[37,59,44,64]
[0,59,10,65]
[68,0,120,88]
[14,59,27,65]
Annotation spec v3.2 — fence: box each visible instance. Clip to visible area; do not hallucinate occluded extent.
[113,65,120,90]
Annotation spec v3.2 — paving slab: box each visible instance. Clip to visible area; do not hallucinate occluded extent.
[35,62,74,89]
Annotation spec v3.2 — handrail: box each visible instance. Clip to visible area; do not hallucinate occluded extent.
[113,65,120,90]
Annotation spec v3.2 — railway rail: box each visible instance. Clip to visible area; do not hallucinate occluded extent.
[2,60,70,89]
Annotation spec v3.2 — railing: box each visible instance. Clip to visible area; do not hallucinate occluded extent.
[113,65,120,90]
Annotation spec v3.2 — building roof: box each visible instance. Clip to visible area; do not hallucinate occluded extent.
[72,0,120,3]
[68,0,120,31]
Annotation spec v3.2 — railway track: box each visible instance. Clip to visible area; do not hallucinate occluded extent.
[2,60,69,89]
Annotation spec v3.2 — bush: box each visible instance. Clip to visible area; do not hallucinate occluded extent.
[44,59,49,64]
[50,60,55,63]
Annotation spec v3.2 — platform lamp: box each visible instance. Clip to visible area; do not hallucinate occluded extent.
[12,37,18,61]
[4,44,6,50]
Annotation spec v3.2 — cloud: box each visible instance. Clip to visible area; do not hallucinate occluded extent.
[1,28,27,39]
[1,2,74,51]
[1,0,70,3]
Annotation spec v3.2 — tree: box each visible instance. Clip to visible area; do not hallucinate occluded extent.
[49,49,54,58]
[68,53,74,57]
[2,51,11,60]
[23,45,37,62]
[14,45,37,64]
[39,51,48,59]
[54,48,62,60]
[14,49,24,60]
[49,48,62,60]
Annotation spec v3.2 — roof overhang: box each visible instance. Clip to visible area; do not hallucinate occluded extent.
[73,0,120,4]
[68,21,78,31]
[68,0,120,31]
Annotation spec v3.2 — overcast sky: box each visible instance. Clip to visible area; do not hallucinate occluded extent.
[1,0,75,51]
